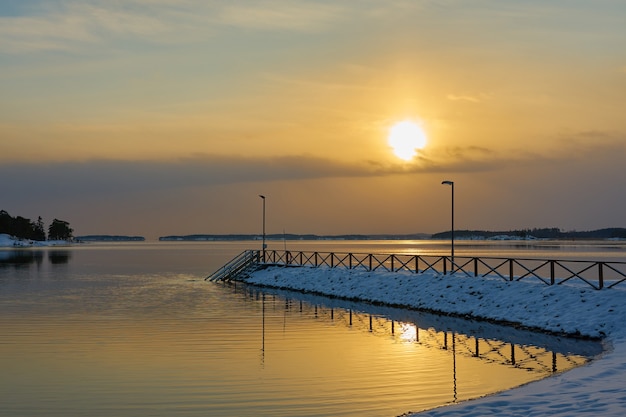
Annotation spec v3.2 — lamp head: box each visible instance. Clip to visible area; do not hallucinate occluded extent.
[441,180,454,186]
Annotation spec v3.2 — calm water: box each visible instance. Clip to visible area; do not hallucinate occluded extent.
[0,241,613,416]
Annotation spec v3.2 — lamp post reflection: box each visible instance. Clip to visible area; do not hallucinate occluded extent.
[261,293,265,365]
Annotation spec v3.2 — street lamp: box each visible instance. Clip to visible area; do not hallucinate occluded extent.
[441,181,454,271]
[259,195,266,262]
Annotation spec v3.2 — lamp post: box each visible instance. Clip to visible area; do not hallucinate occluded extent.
[259,195,266,262]
[441,181,454,271]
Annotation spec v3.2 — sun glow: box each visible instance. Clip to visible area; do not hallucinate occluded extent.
[399,323,418,342]
[387,120,428,161]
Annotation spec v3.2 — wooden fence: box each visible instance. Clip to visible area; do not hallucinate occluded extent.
[261,250,626,290]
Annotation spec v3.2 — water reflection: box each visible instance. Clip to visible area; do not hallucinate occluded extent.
[0,242,611,417]
[0,249,71,267]
[0,250,44,267]
[233,281,602,406]
[48,250,71,265]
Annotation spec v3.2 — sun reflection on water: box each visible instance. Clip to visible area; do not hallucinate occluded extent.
[399,322,418,342]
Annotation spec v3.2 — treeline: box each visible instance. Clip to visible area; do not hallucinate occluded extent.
[431,227,626,239]
[0,210,74,241]
[76,235,145,242]
[159,233,431,241]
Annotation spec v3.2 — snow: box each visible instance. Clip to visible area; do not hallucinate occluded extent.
[242,265,626,416]
[0,233,70,247]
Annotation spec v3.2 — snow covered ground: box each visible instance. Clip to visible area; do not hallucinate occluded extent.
[243,265,626,416]
[0,233,70,247]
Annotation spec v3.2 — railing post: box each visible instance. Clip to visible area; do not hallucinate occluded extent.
[369,254,372,271]
[349,253,353,269]
[474,258,478,277]
[550,260,555,285]
[443,257,447,275]
[598,262,604,289]
[415,255,419,273]
[391,255,395,272]
[509,259,514,281]
[331,253,334,268]
[314,252,318,267]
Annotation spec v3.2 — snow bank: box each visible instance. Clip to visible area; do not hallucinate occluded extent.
[243,265,626,416]
[0,233,70,247]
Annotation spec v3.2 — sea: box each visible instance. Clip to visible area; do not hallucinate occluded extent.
[0,239,620,417]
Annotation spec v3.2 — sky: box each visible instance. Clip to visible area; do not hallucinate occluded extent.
[1,0,625,239]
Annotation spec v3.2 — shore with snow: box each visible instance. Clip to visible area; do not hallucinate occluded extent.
[0,233,72,248]
[241,265,626,416]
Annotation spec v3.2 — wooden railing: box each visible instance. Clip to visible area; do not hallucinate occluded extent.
[206,250,261,282]
[261,250,626,290]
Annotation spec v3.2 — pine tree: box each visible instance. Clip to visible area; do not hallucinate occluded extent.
[33,216,46,241]
[48,219,73,241]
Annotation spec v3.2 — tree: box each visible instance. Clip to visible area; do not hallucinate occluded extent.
[0,210,12,235]
[12,216,32,239]
[48,219,73,241]
[33,216,46,241]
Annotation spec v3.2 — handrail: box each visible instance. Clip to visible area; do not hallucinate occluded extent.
[206,250,260,282]
[255,250,626,290]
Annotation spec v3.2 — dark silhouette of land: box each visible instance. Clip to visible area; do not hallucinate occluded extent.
[75,235,145,242]
[431,227,626,240]
[159,228,626,241]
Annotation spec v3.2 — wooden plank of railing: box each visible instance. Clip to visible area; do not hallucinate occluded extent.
[451,257,473,277]
[554,261,601,290]
[513,259,552,285]
[606,263,626,289]
[476,257,509,282]
[349,253,369,270]
[418,256,443,274]
[368,254,389,271]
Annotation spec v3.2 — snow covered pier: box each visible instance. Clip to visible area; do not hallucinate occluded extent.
[207,250,626,416]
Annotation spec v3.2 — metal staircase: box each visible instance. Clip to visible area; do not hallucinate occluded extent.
[206,250,261,282]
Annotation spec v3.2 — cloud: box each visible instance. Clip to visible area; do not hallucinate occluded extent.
[0,155,365,198]
[2,133,624,237]
[0,0,347,53]
[0,2,166,53]
[0,151,499,201]
[217,1,344,31]
[3,121,624,189]
[446,93,491,103]
[0,129,623,205]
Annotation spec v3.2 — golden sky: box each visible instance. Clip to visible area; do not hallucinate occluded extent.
[1,1,625,239]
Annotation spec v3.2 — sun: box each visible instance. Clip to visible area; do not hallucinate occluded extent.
[387,120,428,161]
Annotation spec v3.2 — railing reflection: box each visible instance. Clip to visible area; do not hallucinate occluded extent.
[228,282,602,376]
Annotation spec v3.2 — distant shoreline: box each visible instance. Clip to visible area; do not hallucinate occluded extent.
[3,230,625,247]
[75,235,145,242]
[159,228,626,242]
